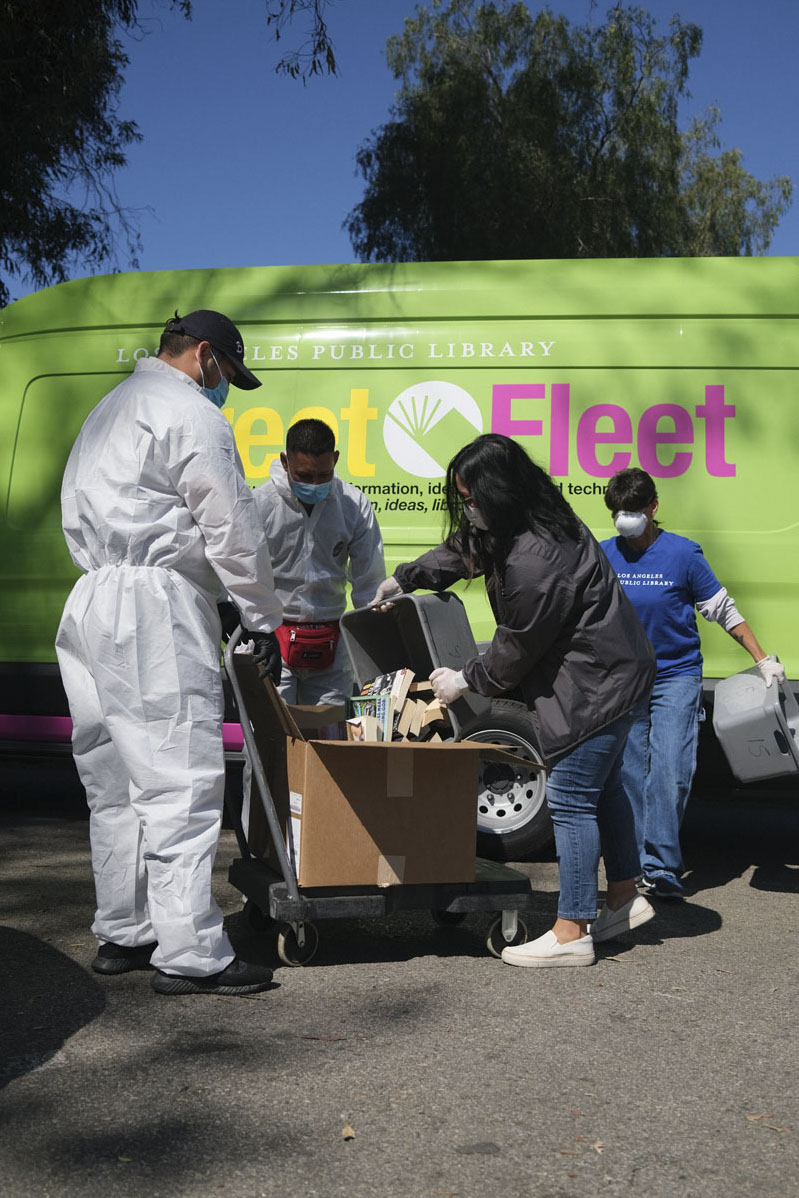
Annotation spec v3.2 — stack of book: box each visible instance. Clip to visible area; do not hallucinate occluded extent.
[346,668,452,742]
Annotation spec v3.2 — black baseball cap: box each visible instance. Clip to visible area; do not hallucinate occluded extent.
[164,310,261,390]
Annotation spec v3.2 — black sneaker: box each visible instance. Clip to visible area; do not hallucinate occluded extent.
[91,941,158,975]
[642,874,684,900]
[150,957,274,996]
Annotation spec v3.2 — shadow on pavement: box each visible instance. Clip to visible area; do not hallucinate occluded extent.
[0,927,106,1089]
[31,1114,300,1182]
[0,753,88,819]
[681,788,799,896]
[592,896,722,963]
[225,896,562,970]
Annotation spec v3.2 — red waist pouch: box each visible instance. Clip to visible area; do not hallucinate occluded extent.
[274,621,341,670]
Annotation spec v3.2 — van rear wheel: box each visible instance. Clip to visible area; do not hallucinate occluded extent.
[458,700,553,862]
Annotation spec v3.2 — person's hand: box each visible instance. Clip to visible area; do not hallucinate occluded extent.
[430,667,468,705]
[370,576,405,609]
[755,654,785,688]
[245,630,282,685]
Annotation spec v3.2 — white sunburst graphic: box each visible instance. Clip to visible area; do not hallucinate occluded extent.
[383,381,483,478]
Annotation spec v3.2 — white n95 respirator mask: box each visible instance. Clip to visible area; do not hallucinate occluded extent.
[614,511,649,538]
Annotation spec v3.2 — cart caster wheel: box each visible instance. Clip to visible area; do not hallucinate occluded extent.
[431,910,467,927]
[276,921,319,967]
[243,899,272,934]
[486,915,529,959]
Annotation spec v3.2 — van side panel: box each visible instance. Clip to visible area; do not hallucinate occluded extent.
[1,258,797,712]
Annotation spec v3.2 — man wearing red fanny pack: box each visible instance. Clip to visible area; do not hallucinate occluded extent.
[252,418,385,705]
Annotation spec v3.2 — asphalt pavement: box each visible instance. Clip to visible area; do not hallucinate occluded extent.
[0,754,797,1198]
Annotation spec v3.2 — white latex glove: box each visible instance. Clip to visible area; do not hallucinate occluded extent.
[430,667,468,705]
[370,576,405,608]
[755,654,785,688]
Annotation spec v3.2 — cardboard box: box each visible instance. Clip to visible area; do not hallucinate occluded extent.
[281,738,480,886]
[233,654,532,888]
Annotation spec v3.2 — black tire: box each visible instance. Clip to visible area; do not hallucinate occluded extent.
[459,699,553,862]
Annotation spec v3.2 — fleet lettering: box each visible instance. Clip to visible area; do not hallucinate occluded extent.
[112,346,736,481]
[225,387,378,480]
[492,383,735,478]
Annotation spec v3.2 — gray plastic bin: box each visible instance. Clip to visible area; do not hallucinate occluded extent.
[340,593,490,737]
[712,667,799,783]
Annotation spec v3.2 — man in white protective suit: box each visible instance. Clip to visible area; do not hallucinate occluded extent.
[250,417,385,705]
[56,310,283,997]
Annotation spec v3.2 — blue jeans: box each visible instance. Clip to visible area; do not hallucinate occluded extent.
[621,675,704,886]
[546,712,641,921]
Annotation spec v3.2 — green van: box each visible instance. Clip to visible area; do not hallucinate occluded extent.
[2,257,797,855]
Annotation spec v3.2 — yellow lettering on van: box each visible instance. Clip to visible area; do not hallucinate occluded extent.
[234,407,284,479]
[289,406,339,441]
[341,389,377,477]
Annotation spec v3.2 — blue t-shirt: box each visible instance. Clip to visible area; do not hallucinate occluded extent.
[600,530,721,679]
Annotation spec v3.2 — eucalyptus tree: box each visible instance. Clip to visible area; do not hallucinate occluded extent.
[346,0,791,263]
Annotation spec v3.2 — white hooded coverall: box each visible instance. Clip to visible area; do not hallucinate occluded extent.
[55,357,282,976]
[252,457,385,705]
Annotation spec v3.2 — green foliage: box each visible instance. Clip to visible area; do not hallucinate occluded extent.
[266,0,338,79]
[679,108,793,256]
[0,0,335,307]
[346,0,792,263]
[0,1,188,307]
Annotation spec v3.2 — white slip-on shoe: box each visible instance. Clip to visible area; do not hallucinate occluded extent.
[590,894,655,943]
[501,929,596,968]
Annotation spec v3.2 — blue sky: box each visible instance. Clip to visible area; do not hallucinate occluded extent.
[15,0,799,296]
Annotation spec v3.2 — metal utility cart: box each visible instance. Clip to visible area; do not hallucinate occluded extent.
[223,625,541,966]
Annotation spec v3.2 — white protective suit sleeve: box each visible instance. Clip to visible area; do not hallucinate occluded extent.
[161,430,283,633]
[346,501,385,609]
[695,587,744,632]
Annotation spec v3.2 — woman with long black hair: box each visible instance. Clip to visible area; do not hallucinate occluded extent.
[372,434,657,967]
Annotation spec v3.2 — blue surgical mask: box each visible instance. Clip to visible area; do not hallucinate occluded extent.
[201,349,229,409]
[290,476,333,505]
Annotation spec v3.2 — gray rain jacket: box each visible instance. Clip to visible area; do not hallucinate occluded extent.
[394,523,655,763]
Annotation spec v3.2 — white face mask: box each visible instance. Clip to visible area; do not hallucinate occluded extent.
[614,510,649,539]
